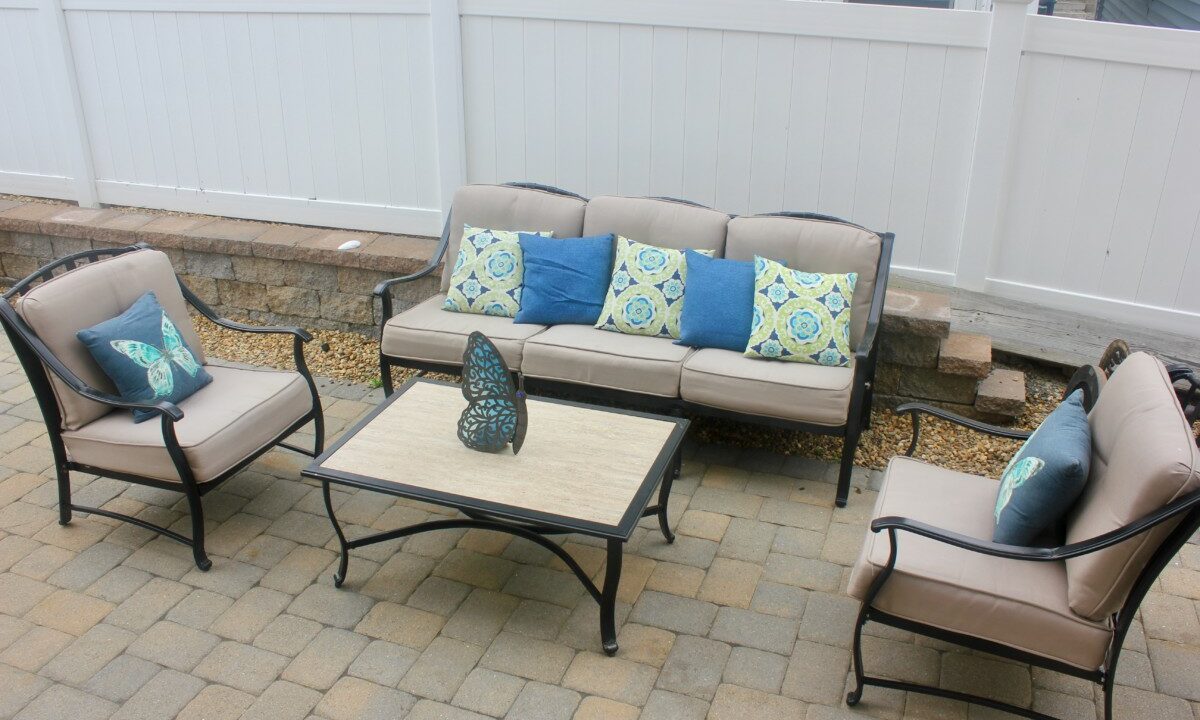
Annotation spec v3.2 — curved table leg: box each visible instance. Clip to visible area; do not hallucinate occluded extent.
[323,481,350,587]
[601,539,622,656]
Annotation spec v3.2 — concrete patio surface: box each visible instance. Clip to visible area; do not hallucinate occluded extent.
[0,333,1198,720]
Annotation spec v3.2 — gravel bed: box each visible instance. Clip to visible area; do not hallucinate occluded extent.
[196,313,1070,477]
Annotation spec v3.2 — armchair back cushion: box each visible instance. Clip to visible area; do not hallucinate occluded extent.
[14,249,205,431]
[582,196,729,255]
[440,185,587,292]
[1065,352,1200,620]
[724,216,882,350]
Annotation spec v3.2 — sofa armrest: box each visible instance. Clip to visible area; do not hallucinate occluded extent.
[854,231,894,363]
[373,215,453,327]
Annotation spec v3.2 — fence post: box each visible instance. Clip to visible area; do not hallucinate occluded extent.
[430,0,466,219]
[953,0,1032,291]
[36,0,98,208]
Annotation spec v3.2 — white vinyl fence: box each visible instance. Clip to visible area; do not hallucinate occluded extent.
[0,0,1198,336]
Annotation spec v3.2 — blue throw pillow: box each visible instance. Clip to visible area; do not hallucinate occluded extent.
[993,390,1092,545]
[514,233,615,325]
[676,251,756,352]
[77,291,212,423]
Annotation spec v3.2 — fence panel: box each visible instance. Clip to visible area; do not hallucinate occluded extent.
[991,15,1200,333]
[459,0,989,284]
[0,3,74,199]
[58,1,443,235]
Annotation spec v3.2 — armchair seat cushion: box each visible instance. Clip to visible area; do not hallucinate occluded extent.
[847,457,1113,671]
[680,349,853,425]
[520,324,692,398]
[381,294,547,368]
[61,365,313,484]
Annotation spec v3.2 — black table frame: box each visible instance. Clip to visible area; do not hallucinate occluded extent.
[302,378,689,655]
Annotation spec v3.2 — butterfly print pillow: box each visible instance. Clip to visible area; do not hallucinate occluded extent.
[77,291,213,422]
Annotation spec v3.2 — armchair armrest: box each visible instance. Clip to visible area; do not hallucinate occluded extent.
[73,385,185,422]
[895,402,1031,457]
[871,485,1200,562]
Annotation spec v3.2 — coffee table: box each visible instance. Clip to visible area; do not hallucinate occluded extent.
[302,378,689,654]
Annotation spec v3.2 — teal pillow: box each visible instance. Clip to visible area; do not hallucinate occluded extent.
[443,225,551,317]
[76,291,212,423]
[994,390,1092,546]
[595,236,713,339]
[745,256,857,366]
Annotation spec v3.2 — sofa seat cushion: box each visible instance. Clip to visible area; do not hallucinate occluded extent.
[382,294,546,368]
[61,365,313,484]
[521,324,691,398]
[680,349,853,426]
[847,457,1113,671]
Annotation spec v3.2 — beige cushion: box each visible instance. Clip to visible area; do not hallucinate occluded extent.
[848,457,1113,671]
[14,249,206,431]
[61,365,312,484]
[725,216,881,349]
[521,324,691,398]
[680,349,853,426]
[440,185,587,291]
[1065,352,1200,620]
[582,196,729,254]
[381,294,546,368]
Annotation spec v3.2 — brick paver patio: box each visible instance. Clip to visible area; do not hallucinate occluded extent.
[0,334,1198,720]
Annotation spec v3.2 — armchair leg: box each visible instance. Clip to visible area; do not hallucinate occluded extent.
[55,464,72,526]
[836,425,862,508]
[184,490,212,571]
[847,603,868,705]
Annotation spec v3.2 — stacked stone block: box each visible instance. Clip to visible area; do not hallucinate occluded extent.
[876,288,1026,420]
[0,200,440,336]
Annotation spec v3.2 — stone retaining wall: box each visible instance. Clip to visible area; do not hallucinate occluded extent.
[0,199,441,336]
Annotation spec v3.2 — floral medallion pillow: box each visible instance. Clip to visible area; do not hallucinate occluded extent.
[594,237,713,339]
[443,225,551,317]
[745,256,857,366]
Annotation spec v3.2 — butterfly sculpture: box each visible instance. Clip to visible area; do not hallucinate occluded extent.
[110,312,203,398]
[458,331,527,454]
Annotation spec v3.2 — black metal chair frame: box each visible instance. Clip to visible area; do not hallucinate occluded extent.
[0,244,325,571]
[374,182,894,507]
[848,387,1200,720]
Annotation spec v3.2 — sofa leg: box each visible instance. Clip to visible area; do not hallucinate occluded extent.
[836,427,861,508]
[380,358,395,396]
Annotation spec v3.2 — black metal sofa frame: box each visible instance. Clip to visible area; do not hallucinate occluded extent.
[0,244,325,571]
[374,182,894,507]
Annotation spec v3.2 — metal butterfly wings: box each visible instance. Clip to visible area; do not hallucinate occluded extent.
[109,312,202,399]
[458,331,527,454]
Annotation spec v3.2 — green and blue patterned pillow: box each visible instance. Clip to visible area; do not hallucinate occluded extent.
[443,225,551,317]
[595,237,712,339]
[745,256,857,367]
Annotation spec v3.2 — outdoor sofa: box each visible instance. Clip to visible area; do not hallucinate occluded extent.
[375,183,894,507]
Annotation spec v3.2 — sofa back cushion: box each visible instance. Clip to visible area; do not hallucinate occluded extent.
[14,249,205,430]
[440,185,588,292]
[724,216,881,349]
[1065,352,1200,620]
[582,196,729,255]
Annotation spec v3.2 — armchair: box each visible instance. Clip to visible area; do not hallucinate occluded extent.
[0,245,324,570]
[846,353,1200,719]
